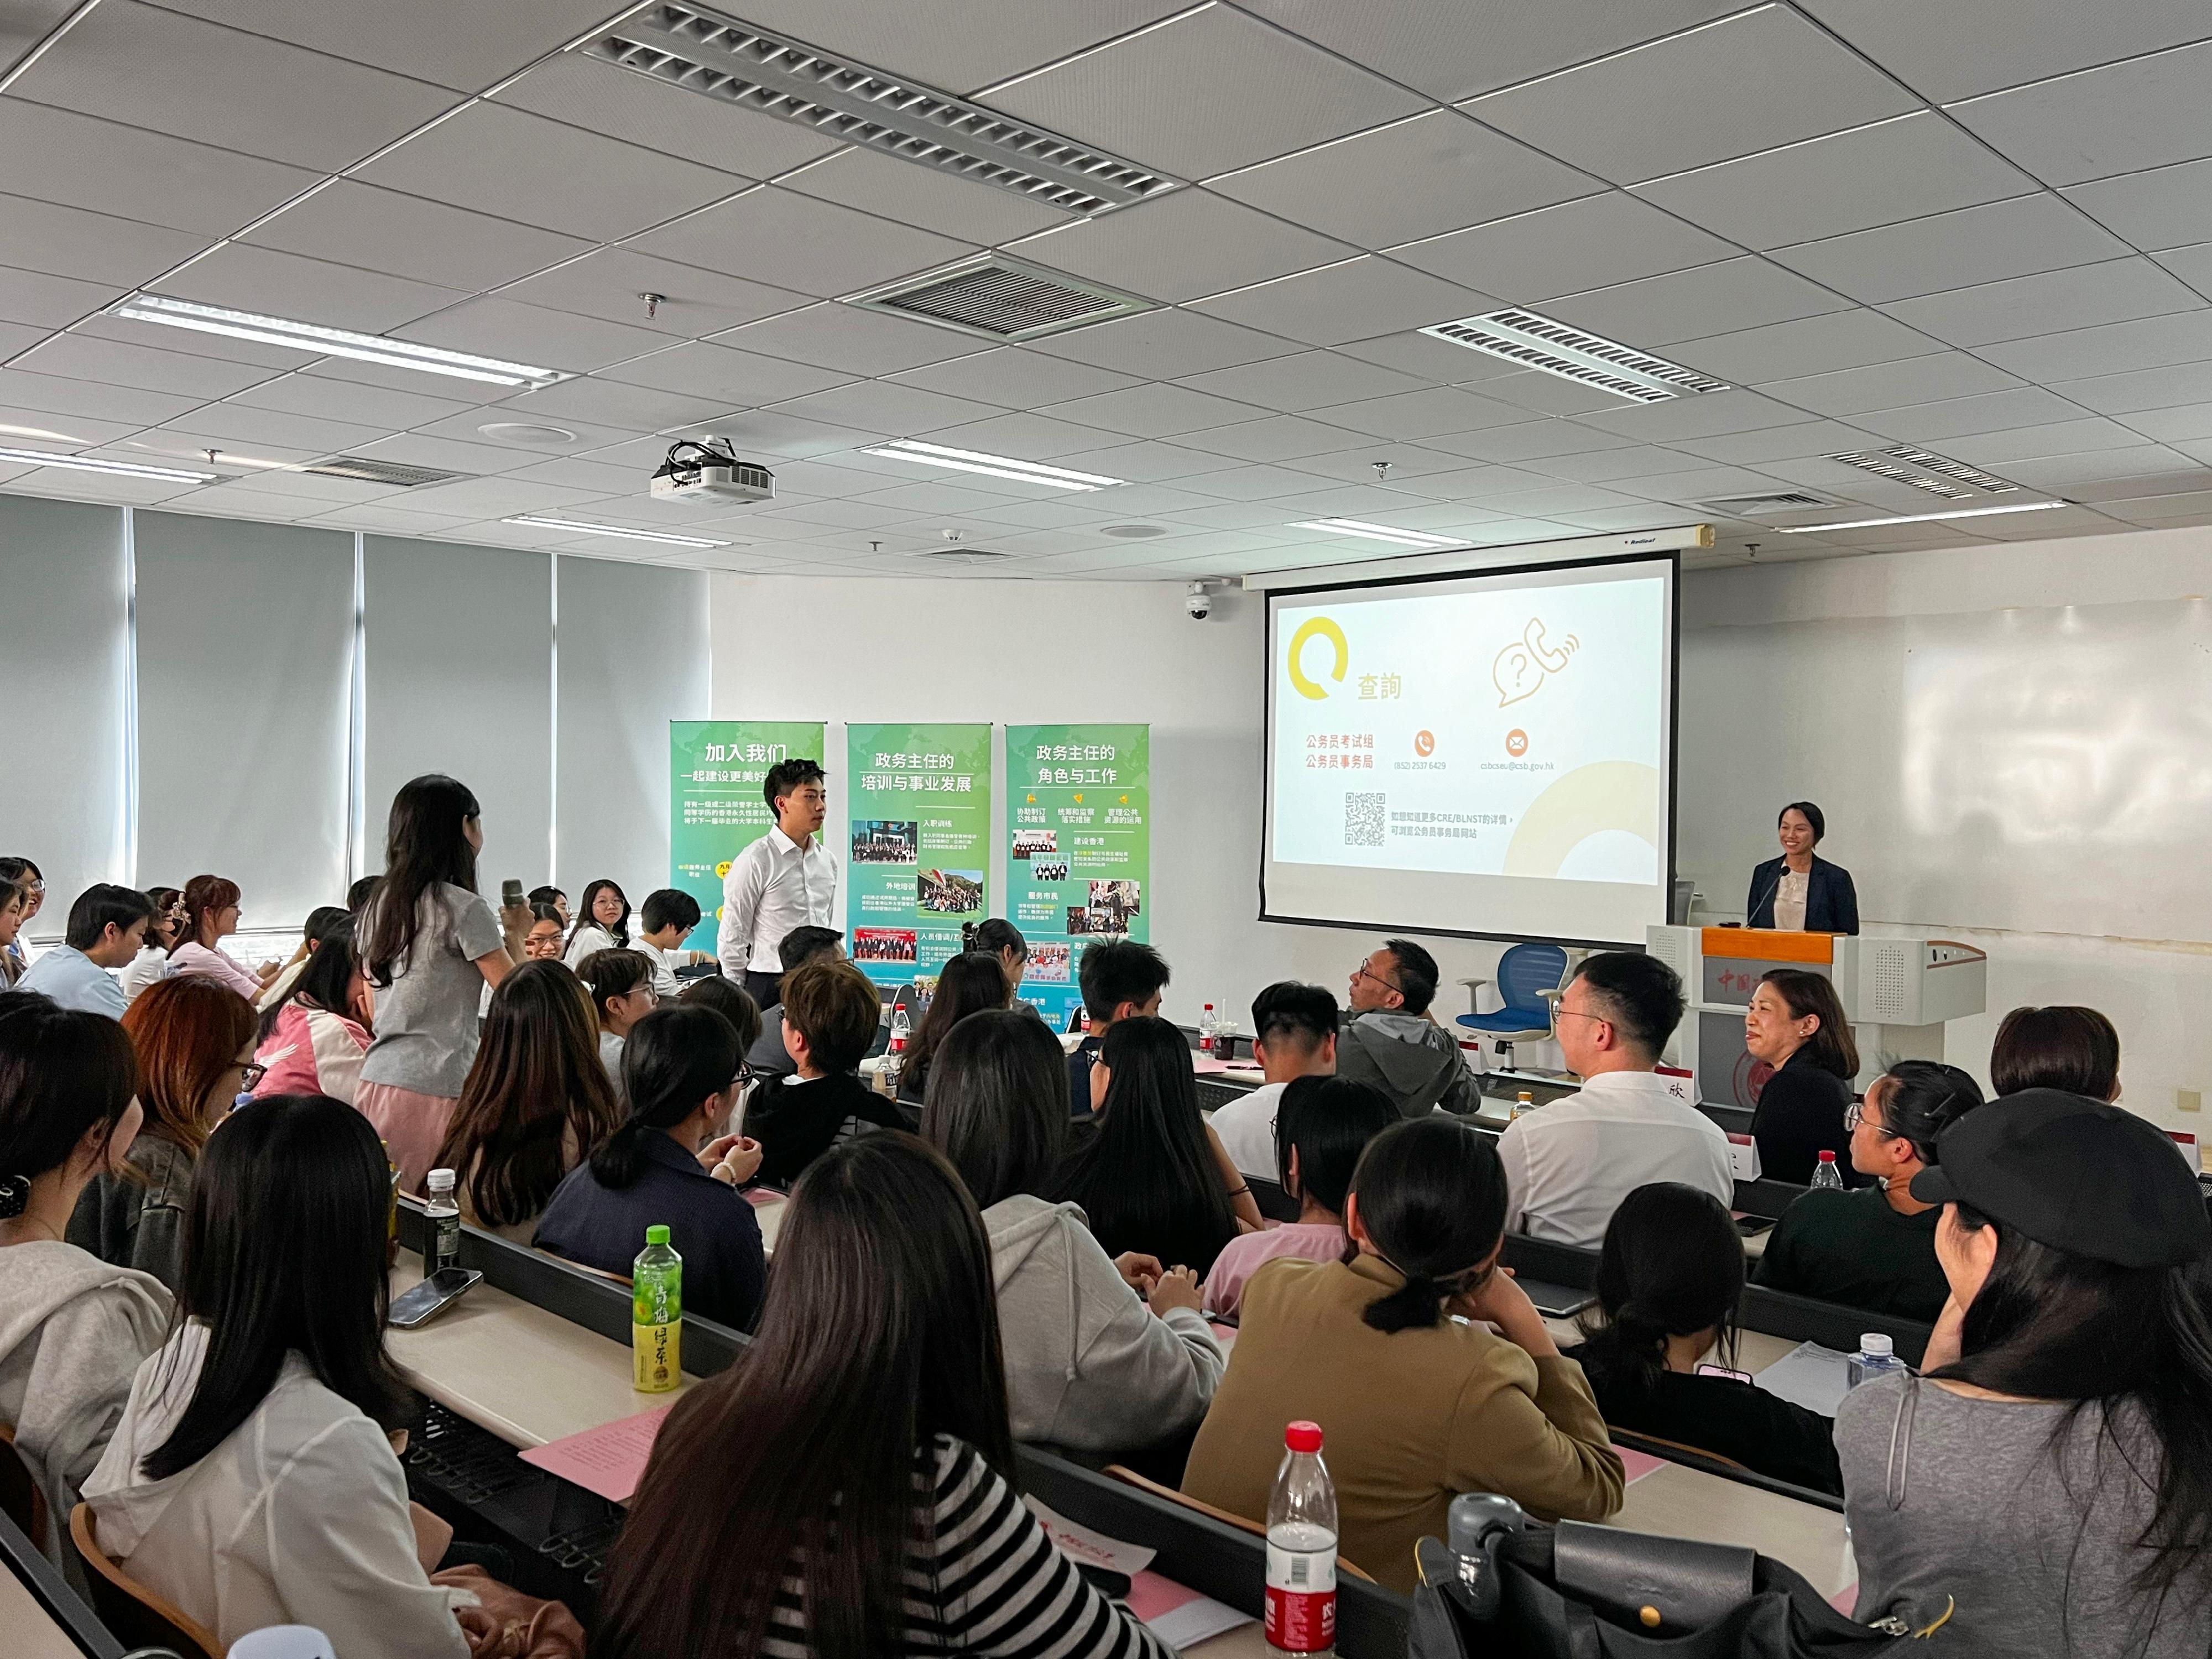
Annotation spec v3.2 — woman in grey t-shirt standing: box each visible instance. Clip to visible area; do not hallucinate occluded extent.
[354,775,528,1192]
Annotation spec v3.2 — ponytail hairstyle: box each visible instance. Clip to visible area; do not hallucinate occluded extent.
[576,948,652,1029]
[174,875,241,954]
[1347,1117,1509,1334]
[1577,1182,1745,1382]
[144,886,184,950]
[1872,1059,1984,1165]
[361,775,481,988]
[258,914,365,1044]
[590,1005,740,1191]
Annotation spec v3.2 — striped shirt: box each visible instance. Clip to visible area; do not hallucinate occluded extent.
[763,1436,1173,1658]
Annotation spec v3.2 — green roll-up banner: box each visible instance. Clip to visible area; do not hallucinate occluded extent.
[844,722,994,987]
[669,720,827,954]
[1005,724,1150,1029]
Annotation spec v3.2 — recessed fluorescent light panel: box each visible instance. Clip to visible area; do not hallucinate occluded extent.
[582,5,1176,216]
[1289,519,1468,549]
[503,516,728,548]
[1421,309,1729,404]
[1778,501,2066,533]
[0,447,213,482]
[109,296,571,389]
[859,440,1123,491]
[1826,446,2018,499]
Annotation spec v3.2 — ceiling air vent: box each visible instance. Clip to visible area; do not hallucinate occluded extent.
[582,5,1177,216]
[1825,446,2018,499]
[915,547,1016,565]
[304,456,472,488]
[847,254,1151,342]
[1703,493,1829,515]
[1421,309,1730,403]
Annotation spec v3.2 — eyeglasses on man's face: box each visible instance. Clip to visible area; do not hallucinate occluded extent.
[1351,960,1401,993]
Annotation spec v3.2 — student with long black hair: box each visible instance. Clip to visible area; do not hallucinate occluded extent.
[82,1094,553,1657]
[896,949,1007,1105]
[1838,1091,2212,1655]
[597,1132,1171,1659]
[253,915,371,1104]
[1184,1116,1622,1594]
[563,878,631,966]
[355,775,529,1192]
[534,1004,765,1328]
[1568,1183,1842,1495]
[1052,1015,1258,1277]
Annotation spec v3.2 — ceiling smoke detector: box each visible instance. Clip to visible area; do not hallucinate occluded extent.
[1421,308,1730,403]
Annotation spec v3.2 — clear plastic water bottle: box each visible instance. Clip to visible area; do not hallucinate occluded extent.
[1265,1421,1338,1656]
[1199,1003,1218,1055]
[1510,1090,1535,1122]
[633,1224,682,1393]
[423,1168,460,1276]
[1809,1149,1845,1191]
[1847,1332,1908,1390]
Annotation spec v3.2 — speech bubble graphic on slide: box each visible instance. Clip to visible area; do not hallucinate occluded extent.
[1287,615,1348,700]
[1493,618,1580,707]
[1503,761,1661,879]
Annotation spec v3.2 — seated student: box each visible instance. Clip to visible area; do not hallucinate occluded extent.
[253,915,371,1104]
[922,1010,1224,1453]
[535,1005,766,1329]
[1837,1091,2212,1654]
[167,875,278,999]
[1052,1016,1259,1280]
[628,888,711,999]
[1337,937,1476,1117]
[1568,1183,1842,1496]
[742,924,843,1079]
[1067,937,1171,1115]
[576,947,654,1090]
[1209,980,1338,1181]
[84,1094,567,1658]
[896,949,1008,1105]
[1205,1076,1395,1321]
[17,885,154,1018]
[1498,952,1733,1248]
[561,877,630,967]
[1989,1003,2122,1100]
[118,886,182,1005]
[520,903,566,962]
[596,1132,1172,1659]
[0,994,172,1569]
[346,874,381,914]
[431,962,622,1243]
[967,916,1035,1008]
[676,974,763,1055]
[526,884,568,928]
[69,978,255,1293]
[1746,968,1862,1185]
[745,954,902,1188]
[255,905,348,1014]
[1755,1060,1985,1322]
[1184,1117,1623,1593]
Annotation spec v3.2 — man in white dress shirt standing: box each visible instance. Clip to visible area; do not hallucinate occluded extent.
[719,757,835,1010]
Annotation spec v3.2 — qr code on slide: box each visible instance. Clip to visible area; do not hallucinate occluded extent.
[1345,792,1386,848]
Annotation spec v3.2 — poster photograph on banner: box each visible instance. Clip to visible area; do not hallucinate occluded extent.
[845,723,992,986]
[669,721,827,953]
[1006,724,1150,1028]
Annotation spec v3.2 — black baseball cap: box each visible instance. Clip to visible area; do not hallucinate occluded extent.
[1910,1088,2210,1270]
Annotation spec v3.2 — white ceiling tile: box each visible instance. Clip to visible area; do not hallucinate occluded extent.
[0,467,196,504]
[2116,403,2212,443]
[1208,111,1598,251]
[1332,331,1512,383]
[189,466,400,502]
[1239,0,1745,104]
[1028,440,1225,482]
[118,432,320,468]
[1463,8,1918,186]
[1,0,77,75]
[983,6,1424,179]
[1006,191,1354,304]
[627,186,974,300]
[225,372,471,429]
[0,193,209,287]
[392,476,612,517]
[1758,353,2026,416]
[0,100,319,236]
[2002,444,2203,487]
[1803,0,2212,105]
[1176,462,1374,503]
[902,412,1137,462]
[9,333,276,399]
[1666,421,1887,463]
[769,380,1001,437]
[1027,308,1300,377]
[139,0,626,93]
[0,406,139,447]
[1881,259,2206,349]
[348,431,552,476]
[497,249,808,341]
[2086,486,2212,523]
[1459,369,1656,418]
[497,456,656,496]
[1176,415,1376,463]
[0,367,200,424]
[711,303,984,376]
[2152,242,2212,294]
[1634,112,2038,249]
[1175,351,1428,412]
[1936,417,2155,464]
[0,320,44,356]
[241,182,589,294]
[1574,388,1822,440]
[1307,386,1535,440]
[888,348,1140,408]
[159,401,389,452]
[2063,158,2212,253]
[2064,463,2212,501]
[2055,362,2212,416]
[1979,311,2212,382]
[1517,445,1704,483]
[1844,387,2090,442]
[64,313,323,371]
[1766,194,2133,305]
[597,342,853,407]
[8,0,455,170]
[779,147,1074,247]
[358,103,746,243]
[857,479,1029,513]
[1190,257,1496,347]
[294,502,473,534]
[295,357,514,406]
[676,408,883,461]
[1390,193,1735,302]
[152,243,466,332]
[1469,483,1648,516]
[1043,382,1267,439]
[488,379,740,432]
[396,298,669,375]
[1406,419,1636,463]
[0,265,117,330]
[1947,40,2212,187]
[1674,309,1942,384]
[1546,257,1850,348]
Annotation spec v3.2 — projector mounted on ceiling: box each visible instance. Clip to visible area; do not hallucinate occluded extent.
[649,438,775,504]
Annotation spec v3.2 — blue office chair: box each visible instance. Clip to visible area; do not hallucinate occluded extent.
[1456,943,1572,1072]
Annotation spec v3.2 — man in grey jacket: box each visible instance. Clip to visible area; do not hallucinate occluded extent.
[1337,937,1477,1117]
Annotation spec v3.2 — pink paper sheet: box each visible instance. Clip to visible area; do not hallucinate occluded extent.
[1190,1055,1230,1074]
[518,1404,672,1504]
[1614,1444,1666,1484]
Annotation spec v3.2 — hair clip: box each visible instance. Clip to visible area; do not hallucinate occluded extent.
[0,1175,29,1220]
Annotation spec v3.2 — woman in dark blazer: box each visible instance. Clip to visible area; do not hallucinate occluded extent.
[1746,801,1858,933]
[1744,969,1861,1186]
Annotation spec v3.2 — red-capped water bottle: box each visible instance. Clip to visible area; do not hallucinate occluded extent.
[1265,1420,1337,1656]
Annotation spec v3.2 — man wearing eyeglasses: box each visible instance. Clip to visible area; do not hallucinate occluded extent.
[1336,938,1478,1119]
[1497,952,1734,1248]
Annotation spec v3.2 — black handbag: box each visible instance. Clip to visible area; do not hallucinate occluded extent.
[1410,1495,1913,1659]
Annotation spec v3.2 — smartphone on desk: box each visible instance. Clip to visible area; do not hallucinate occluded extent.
[389,1267,481,1329]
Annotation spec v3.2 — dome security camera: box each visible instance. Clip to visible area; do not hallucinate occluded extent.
[1186,582,1212,620]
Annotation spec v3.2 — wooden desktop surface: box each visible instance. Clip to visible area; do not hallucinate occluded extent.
[0,1557,91,1659]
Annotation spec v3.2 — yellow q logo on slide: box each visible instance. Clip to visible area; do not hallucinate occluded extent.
[1287,615,1349,700]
